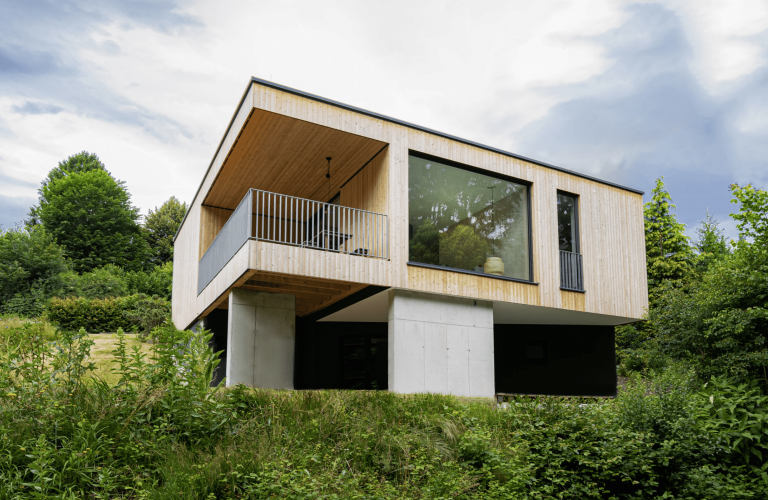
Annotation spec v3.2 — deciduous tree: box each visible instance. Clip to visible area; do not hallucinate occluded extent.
[143,196,187,266]
[37,169,149,273]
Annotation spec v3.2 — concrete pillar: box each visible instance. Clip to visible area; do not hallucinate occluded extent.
[226,288,296,389]
[387,289,495,398]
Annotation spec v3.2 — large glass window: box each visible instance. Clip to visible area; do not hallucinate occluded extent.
[556,192,579,253]
[408,154,530,281]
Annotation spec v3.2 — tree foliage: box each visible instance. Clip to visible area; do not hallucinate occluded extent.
[643,177,692,303]
[649,184,768,386]
[0,226,67,315]
[693,209,730,274]
[37,169,149,273]
[27,151,111,227]
[143,196,187,266]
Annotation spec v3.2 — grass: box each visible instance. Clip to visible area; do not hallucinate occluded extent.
[87,332,152,384]
[0,315,152,385]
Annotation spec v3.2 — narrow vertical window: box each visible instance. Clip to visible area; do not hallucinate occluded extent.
[557,192,584,291]
[557,193,578,253]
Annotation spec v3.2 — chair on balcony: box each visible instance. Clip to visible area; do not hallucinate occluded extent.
[302,204,352,251]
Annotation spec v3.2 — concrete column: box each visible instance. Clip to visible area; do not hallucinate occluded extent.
[387,289,495,398]
[226,288,296,389]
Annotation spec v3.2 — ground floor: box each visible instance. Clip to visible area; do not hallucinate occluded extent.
[201,286,619,398]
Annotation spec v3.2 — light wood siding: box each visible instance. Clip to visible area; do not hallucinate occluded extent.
[253,241,390,287]
[174,81,648,328]
[340,147,388,215]
[172,84,255,329]
[199,206,232,259]
[172,202,201,329]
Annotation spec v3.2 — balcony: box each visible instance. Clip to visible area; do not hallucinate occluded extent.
[559,250,584,292]
[198,189,388,295]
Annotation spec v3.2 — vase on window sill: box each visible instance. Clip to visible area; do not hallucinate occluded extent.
[484,256,504,276]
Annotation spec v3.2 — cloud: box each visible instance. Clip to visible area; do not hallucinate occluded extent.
[0,0,199,138]
[505,3,768,239]
[12,101,64,115]
[0,195,36,229]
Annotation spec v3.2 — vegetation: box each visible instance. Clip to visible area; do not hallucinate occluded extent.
[0,227,67,317]
[36,168,149,273]
[143,196,188,267]
[0,316,766,498]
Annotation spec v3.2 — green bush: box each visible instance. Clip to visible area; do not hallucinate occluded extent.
[47,293,170,333]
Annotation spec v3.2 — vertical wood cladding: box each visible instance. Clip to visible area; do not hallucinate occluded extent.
[173,81,648,329]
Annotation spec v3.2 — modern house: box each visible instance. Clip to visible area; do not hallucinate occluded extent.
[172,77,648,398]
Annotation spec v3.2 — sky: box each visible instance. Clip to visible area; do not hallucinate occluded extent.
[1,0,767,242]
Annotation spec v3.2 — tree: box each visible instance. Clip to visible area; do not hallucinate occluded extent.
[27,151,111,227]
[0,226,67,315]
[643,177,693,303]
[37,169,149,273]
[652,184,768,385]
[693,209,729,274]
[142,196,187,266]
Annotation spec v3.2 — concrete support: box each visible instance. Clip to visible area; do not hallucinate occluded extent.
[387,289,495,398]
[226,288,296,389]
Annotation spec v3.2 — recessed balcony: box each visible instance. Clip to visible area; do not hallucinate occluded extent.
[198,189,388,295]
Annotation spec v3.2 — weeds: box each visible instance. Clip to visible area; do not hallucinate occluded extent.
[0,318,766,498]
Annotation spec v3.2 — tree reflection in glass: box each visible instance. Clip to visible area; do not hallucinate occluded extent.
[408,155,530,280]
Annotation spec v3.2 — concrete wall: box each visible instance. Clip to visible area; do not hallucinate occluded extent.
[388,289,495,397]
[226,288,296,389]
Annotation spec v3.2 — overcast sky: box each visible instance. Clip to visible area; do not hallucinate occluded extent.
[1,0,767,241]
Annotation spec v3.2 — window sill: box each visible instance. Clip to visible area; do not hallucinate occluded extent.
[560,287,586,294]
[407,261,538,285]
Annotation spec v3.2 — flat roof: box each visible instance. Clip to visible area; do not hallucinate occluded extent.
[175,77,643,242]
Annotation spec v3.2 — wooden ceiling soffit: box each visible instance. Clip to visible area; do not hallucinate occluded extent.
[237,270,366,317]
[204,108,387,210]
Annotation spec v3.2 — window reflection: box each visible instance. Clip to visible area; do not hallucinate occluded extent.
[557,193,578,253]
[408,155,530,280]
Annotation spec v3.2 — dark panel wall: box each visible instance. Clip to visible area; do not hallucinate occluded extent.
[494,325,616,397]
[206,309,228,387]
[295,320,387,389]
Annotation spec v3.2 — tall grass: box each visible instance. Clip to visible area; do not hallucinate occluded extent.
[0,319,766,499]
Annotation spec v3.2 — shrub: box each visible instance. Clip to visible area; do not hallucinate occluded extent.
[78,264,128,298]
[47,293,170,333]
[123,294,172,338]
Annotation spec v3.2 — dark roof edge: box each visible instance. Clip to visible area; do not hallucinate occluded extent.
[175,76,644,242]
[248,76,644,195]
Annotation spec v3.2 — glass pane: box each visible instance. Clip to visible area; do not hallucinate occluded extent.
[408,155,530,280]
[557,193,577,252]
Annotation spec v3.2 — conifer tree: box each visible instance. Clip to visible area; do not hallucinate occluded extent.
[693,209,729,273]
[643,177,692,303]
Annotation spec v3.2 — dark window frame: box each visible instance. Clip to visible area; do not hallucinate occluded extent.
[408,150,535,283]
[556,190,581,255]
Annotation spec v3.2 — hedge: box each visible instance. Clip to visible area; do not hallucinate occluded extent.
[47,294,170,333]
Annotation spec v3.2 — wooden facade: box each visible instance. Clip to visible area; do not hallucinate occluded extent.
[172,79,648,330]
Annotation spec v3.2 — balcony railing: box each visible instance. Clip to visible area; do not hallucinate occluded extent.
[559,250,584,291]
[198,189,389,295]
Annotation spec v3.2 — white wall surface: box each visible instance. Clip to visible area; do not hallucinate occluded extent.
[226,288,296,389]
[388,289,495,398]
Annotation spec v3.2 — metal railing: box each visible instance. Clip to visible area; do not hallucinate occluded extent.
[252,189,388,259]
[198,189,388,295]
[198,190,253,294]
[559,250,584,291]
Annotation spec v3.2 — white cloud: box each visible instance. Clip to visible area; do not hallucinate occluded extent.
[0,0,765,239]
